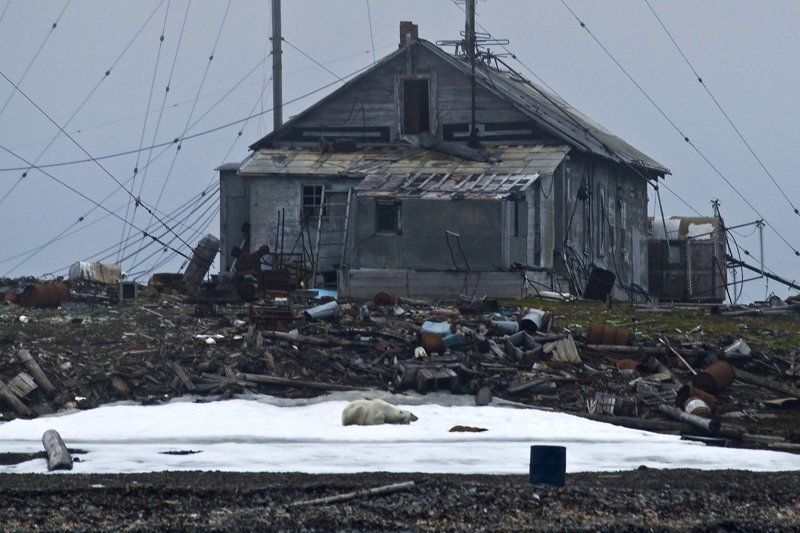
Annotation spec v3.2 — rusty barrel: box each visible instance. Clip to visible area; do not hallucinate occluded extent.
[586,324,631,346]
[21,283,69,308]
[683,397,712,417]
[676,385,717,411]
[693,361,735,394]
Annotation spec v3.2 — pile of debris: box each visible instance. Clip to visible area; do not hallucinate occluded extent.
[1,275,799,453]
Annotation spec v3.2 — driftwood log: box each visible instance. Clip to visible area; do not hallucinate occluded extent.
[16,349,56,394]
[235,372,357,391]
[42,429,73,471]
[732,366,800,397]
[290,481,415,507]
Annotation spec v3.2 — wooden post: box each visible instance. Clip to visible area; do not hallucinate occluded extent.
[16,349,56,394]
[42,429,73,471]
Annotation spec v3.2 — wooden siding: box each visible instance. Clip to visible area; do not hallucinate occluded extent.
[342,269,527,300]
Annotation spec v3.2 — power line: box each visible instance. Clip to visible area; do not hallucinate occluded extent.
[643,0,800,217]
[119,0,172,263]
[0,68,193,253]
[0,141,189,268]
[365,0,376,64]
[0,0,166,210]
[0,59,376,173]
[0,0,70,119]
[283,38,346,83]
[558,0,800,258]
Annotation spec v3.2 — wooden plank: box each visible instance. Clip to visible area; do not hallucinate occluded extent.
[172,363,196,392]
[7,372,37,398]
[0,380,33,416]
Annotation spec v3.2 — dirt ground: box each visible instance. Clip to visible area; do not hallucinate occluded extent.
[0,469,798,531]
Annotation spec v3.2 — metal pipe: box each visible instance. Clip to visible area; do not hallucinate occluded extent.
[726,255,800,291]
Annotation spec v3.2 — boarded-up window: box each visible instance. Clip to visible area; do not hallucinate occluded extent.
[376,201,402,234]
[302,185,323,222]
[403,79,430,134]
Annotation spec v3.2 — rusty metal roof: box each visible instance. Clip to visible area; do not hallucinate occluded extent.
[356,171,540,200]
[239,144,569,180]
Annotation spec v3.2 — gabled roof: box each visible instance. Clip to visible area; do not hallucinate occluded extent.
[251,39,668,175]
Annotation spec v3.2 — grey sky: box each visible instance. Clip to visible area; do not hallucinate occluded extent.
[1,1,798,301]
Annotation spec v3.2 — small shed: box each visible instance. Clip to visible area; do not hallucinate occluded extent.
[647,216,727,303]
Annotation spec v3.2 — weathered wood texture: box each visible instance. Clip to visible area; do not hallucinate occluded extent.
[344,269,526,300]
[42,429,73,471]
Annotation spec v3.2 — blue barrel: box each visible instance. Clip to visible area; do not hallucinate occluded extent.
[529,445,566,486]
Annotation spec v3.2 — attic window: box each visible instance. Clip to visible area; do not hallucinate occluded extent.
[402,79,430,134]
[376,200,402,234]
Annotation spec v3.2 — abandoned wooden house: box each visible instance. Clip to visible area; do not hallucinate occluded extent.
[219,21,670,301]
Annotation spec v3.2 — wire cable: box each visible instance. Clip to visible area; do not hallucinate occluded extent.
[283,38,346,83]
[0,0,165,209]
[0,142,189,274]
[119,0,172,262]
[559,0,800,259]
[0,49,385,173]
[0,68,192,252]
[365,0,376,64]
[0,0,70,119]
[644,0,799,217]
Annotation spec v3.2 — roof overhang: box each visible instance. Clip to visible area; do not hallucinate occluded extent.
[238,144,569,181]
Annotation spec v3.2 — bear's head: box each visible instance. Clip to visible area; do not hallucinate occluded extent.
[397,409,418,424]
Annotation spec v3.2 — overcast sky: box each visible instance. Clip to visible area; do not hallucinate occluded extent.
[1,1,798,302]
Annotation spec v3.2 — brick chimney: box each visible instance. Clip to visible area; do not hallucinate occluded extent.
[399,21,418,48]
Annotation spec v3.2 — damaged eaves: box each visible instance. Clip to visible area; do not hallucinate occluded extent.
[238,144,569,181]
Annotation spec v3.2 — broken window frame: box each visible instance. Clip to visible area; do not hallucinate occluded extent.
[375,200,402,234]
[302,185,324,223]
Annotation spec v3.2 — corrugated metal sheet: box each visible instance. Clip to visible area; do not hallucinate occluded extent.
[239,145,568,186]
[356,172,540,200]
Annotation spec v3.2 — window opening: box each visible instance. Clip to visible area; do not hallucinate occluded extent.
[302,185,323,223]
[403,79,430,134]
[376,201,402,234]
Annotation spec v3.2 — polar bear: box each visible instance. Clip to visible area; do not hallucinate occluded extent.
[341,399,418,426]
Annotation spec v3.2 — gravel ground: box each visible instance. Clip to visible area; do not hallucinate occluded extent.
[0,469,798,531]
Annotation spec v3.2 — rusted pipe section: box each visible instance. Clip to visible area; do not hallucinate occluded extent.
[21,283,69,308]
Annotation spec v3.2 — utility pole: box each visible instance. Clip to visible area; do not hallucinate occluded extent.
[271,0,283,132]
[465,0,478,147]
